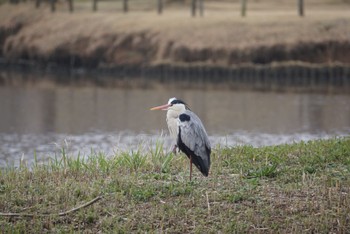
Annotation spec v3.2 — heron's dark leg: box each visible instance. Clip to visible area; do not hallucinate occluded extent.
[190,156,192,181]
[172,144,178,155]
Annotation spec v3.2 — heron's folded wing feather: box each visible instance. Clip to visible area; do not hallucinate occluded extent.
[178,111,211,168]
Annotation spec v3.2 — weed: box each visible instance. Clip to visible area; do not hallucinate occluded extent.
[119,149,147,174]
[149,140,174,173]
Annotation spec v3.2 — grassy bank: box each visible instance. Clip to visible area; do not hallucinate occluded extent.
[1,2,350,68]
[1,138,349,232]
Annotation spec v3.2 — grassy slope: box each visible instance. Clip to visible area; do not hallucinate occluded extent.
[0,138,349,233]
[1,1,350,67]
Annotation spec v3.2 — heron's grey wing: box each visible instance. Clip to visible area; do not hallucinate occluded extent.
[177,111,211,176]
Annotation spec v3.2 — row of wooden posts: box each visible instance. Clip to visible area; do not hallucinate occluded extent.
[34,0,205,16]
[33,0,305,17]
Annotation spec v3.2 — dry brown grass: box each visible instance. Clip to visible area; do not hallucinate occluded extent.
[0,1,350,67]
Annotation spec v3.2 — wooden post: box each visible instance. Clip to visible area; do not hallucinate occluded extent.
[199,0,204,17]
[93,0,97,11]
[157,0,163,15]
[241,0,247,17]
[123,0,128,13]
[50,0,56,12]
[191,0,196,17]
[68,0,73,12]
[298,0,304,17]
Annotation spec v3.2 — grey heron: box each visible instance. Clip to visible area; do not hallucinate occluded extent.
[150,97,211,180]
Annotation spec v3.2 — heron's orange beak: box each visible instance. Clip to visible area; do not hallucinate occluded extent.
[150,103,171,111]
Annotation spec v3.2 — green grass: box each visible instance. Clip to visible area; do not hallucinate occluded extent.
[0,137,349,232]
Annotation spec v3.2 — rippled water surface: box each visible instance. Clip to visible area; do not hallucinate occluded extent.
[0,71,349,166]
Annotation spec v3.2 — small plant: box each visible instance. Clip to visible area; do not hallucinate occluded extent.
[247,163,279,179]
[149,140,174,173]
[304,165,316,174]
[227,192,246,203]
[130,186,156,202]
[119,149,147,174]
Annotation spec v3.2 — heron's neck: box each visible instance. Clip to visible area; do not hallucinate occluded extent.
[166,107,186,140]
[167,107,186,120]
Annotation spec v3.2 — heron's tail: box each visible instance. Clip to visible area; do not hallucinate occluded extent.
[192,152,210,177]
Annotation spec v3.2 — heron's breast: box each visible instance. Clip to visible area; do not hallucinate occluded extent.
[166,115,178,139]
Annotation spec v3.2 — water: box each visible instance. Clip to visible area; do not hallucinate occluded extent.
[0,70,349,167]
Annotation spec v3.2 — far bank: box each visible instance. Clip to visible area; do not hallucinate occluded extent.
[0,2,350,91]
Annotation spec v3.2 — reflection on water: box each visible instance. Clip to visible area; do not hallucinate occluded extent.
[0,71,349,166]
[1,85,349,134]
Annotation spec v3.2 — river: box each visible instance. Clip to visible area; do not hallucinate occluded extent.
[0,68,349,167]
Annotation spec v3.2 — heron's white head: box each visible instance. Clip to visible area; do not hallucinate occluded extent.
[150,97,189,114]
